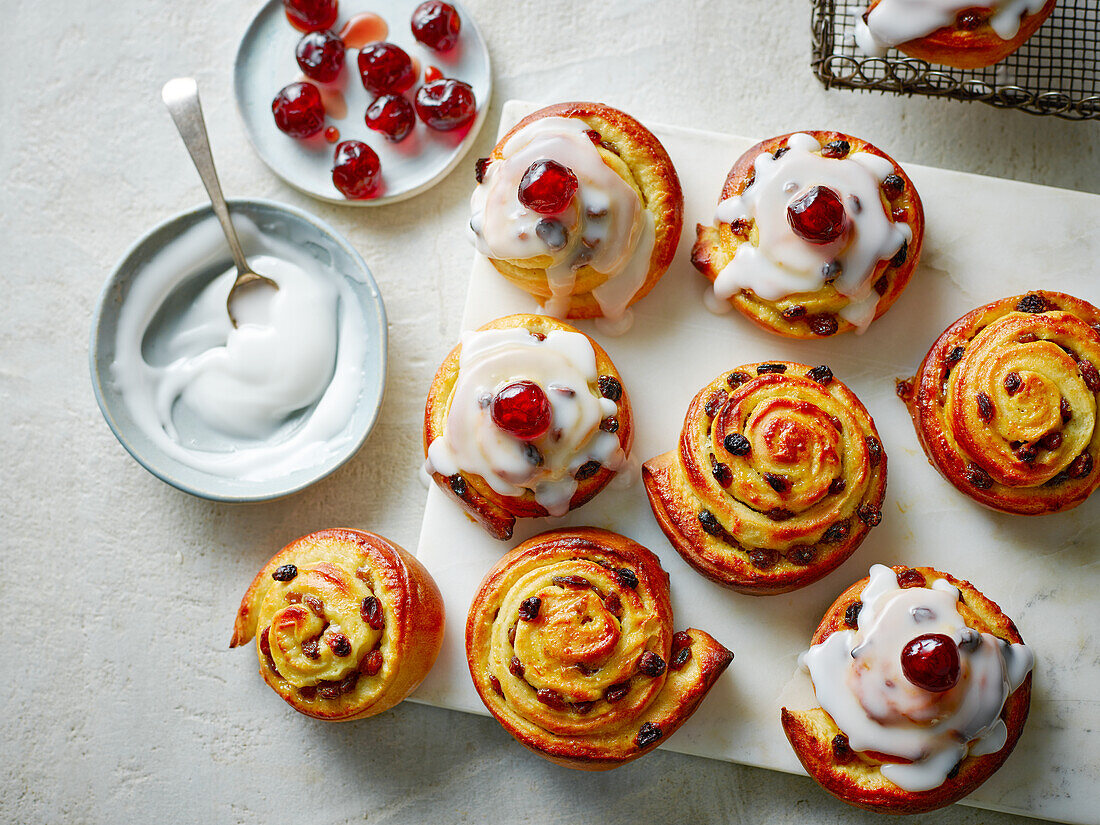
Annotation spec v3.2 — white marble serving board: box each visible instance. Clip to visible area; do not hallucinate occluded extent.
[412,100,1099,824]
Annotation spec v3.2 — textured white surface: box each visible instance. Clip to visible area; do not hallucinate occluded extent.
[2,1,1098,823]
[415,101,1100,824]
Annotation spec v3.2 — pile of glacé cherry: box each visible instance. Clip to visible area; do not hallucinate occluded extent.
[272,0,478,199]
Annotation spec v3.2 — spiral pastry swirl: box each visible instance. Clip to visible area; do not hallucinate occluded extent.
[231,529,445,720]
[643,362,887,594]
[901,291,1100,515]
[466,528,733,770]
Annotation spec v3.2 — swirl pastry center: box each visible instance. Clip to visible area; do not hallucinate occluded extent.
[516,589,621,671]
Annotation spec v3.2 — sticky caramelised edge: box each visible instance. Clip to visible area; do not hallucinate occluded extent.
[483,101,684,320]
[642,362,887,595]
[231,528,445,721]
[900,290,1100,515]
[868,0,1057,69]
[781,565,1032,814]
[465,527,733,770]
[423,314,634,540]
[691,130,924,340]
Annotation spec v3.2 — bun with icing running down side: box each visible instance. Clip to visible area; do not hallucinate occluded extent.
[470,102,683,332]
[692,130,923,339]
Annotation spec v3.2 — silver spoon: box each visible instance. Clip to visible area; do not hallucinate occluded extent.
[161,77,277,327]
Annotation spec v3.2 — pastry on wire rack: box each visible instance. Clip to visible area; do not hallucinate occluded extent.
[853,0,1058,69]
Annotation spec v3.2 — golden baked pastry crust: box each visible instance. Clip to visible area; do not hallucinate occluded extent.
[900,290,1100,515]
[781,565,1032,814]
[231,529,444,721]
[480,101,683,320]
[423,313,634,540]
[866,0,1058,69]
[466,528,733,770]
[643,362,887,594]
[692,130,924,339]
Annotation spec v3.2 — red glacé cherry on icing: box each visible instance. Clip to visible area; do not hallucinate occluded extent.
[415,79,477,131]
[901,633,961,693]
[787,185,848,244]
[411,1,462,52]
[331,140,381,199]
[296,30,346,83]
[284,0,338,32]
[491,381,552,441]
[358,42,416,96]
[365,94,415,142]
[272,82,325,138]
[518,160,579,214]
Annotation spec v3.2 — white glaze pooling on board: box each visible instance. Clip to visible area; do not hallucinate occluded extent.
[712,133,909,332]
[854,0,1049,56]
[425,327,624,515]
[413,100,1100,825]
[469,116,655,327]
[800,564,1033,792]
[111,216,367,481]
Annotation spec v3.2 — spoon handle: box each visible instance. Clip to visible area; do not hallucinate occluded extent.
[161,77,250,275]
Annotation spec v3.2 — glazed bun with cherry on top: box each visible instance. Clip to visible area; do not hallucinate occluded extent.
[692,131,923,339]
[231,529,444,720]
[424,314,633,540]
[469,102,683,334]
[782,564,1033,814]
[900,291,1100,515]
[643,362,887,594]
[466,527,733,770]
[854,0,1058,69]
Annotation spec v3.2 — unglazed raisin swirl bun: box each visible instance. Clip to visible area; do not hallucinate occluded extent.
[692,131,923,338]
[900,291,1100,515]
[470,102,683,333]
[643,362,887,595]
[854,0,1057,69]
[466,528,733,770]
[782,564,1033,814]
[424,314,632,541]
[230,529,444,720]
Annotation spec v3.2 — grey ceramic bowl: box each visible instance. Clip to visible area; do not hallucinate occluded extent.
[90,199,387,502]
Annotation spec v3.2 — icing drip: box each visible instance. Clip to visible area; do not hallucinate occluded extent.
[469,117,655,326]
[800,565,1033,792]
[426,327,625,516]
[854,0,1048,56]
[712,133,910,333]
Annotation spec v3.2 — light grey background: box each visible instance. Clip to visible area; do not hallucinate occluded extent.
[2,1,1096,823]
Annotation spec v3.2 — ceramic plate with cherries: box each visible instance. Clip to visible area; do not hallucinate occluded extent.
[235,0,491,205]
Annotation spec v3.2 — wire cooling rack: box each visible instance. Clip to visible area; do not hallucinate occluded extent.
[811,0,1100,120]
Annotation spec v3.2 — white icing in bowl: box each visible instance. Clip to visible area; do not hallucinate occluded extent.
[799,564,1033,792]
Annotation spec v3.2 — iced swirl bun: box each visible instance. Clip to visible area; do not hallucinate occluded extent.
[692,131,923,338]
[854,0,1057,69]
[643,362,887,594]
[782,564,1033,814]
[900,291,1100,515]
[424,314,633,540]
[470,102,683,334]
[466,527,733,770]
[231,529,445,720]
